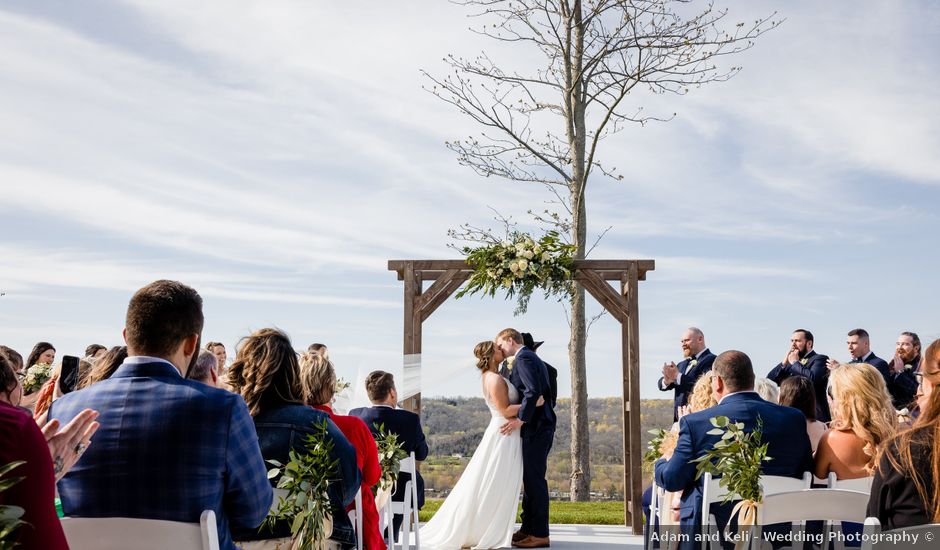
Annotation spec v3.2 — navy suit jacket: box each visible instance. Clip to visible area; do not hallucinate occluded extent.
[49,360,272,550]
[767,350,831,422]
[886,356,920,410]
[509,347,556,430]
[654,392,814,541]
[659,349,716,421]
[348,405,428,508]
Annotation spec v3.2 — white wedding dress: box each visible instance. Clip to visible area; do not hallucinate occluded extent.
[419,374,524,549]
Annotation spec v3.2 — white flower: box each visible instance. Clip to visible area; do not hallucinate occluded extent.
[509,262,520,272]
[541,252,551,262]
[523,250,534,259]
[518,259,528,270]
[534,245,542,254]
[515,270,525,278]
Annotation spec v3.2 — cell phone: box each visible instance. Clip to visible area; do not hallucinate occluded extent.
[60,355,81,394]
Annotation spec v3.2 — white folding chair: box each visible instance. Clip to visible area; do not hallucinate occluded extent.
[346,487,364,550]
[861,517,940,550]
[827,472,874,493]
[386,452,421,550]
[61,509,220,550]
[701,472,812,550]
[753,489,870,550]
[646,482,661,550]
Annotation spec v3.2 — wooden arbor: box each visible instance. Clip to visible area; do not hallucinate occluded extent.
[388,259,654,531]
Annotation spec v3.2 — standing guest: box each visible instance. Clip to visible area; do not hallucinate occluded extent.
[25,341,56,371]
[187,350,222,388]
[78,346,128,389]
[308,343,329,360]
[654,351,813,549]
[301,352,385,550]
[815,363,897,481]
[350,371,429,540]
[828,329,891,388]
[768,329,831,422]
[49,280,272,550]
[1,351,100,550]
[868,338,940,530]
[778,376,828,453]
[227,328,360,549]
[84,344,107,361]
[884,332,921,411]
[657,327,716,421]
[206,341,227,373]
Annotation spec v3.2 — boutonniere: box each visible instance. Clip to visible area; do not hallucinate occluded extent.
[689,359,698,368]
[904,364,913,370]
[800,358,808,366]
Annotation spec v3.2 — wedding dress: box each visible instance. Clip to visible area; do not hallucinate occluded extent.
[419,374,524,549]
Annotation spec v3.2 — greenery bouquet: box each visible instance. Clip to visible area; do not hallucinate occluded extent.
[373,423,408,510]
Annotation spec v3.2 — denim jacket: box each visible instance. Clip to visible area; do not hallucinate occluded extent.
[234,403,361,548]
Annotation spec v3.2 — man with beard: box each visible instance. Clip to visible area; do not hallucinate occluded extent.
[658,327,716,421]
[885,332,922,410]
[767,329,831,421]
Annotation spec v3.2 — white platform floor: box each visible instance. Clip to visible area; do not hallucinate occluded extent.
[409,523,644,549]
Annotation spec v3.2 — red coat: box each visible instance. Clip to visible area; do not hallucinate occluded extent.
[314,405,385,550]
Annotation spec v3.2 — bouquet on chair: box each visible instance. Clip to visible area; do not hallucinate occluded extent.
[264,421,338,550]
[373,423,408,511]
[691,416,771,550]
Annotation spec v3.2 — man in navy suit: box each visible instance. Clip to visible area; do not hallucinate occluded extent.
[885,332,922,410]
[658,328,716,421]
[496,328,556,549]
[828,328,898,403]
[654,350,814,550]
[767,329,831,421]
[48,280,272,550]
[349,370,429,539]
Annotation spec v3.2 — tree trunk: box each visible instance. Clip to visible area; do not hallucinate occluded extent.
[568,282,591,501]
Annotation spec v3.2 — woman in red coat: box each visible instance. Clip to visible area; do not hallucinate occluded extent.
[300,352,385,550]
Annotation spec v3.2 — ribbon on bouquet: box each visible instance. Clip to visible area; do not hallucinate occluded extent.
[724,499,761,550]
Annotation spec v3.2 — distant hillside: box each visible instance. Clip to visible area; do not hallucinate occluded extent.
[420,397,674,499]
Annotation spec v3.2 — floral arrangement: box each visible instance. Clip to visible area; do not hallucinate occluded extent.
[691,416,771,545]
[643,428,669,465]
[23,363,52,394]
[263,421,338,550]
[456,230,575,315]
[373,423,408,508]
[0,461,26,550]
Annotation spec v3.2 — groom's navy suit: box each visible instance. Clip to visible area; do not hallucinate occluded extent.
[654,392,814,550]
[510,346,556,539]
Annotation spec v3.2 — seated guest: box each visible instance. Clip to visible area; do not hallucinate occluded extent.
[654,350,813,549]
[815,363,897,481]
[308,343,329,360]
[768,329,831,421]
[2,351,100,549]
[778,376,828,453]
[187,349,222,388]
[301,353,385,550]
[78,346,128,389]
[869,339,940,529]
[755,377,779,403]
[0,346,24,373]
[84,344,107,361]
[349,371,429,539]
[227,328,360,549]
[685,370,718,414]
[49,280,272,550]
[206,341,227,373]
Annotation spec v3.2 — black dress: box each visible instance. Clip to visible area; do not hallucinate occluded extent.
[867,430,934,530]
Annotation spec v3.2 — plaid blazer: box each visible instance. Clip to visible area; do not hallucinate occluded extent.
[49,359,272,550]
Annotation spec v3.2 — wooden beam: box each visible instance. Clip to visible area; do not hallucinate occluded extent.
[417,269,470,323]
[402,265,423,415]
[579,269,630,324]
[389,259,655,281]
[623,265,643,533]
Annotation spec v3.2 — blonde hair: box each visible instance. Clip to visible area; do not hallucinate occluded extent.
[299,352,336,406]
[474,341,497,373]
[828,363,898,471]
[495,328,522,344]
[228,328,303,416]
[689,370,718,412]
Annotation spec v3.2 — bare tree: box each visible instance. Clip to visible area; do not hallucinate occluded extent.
[427,0,778,501]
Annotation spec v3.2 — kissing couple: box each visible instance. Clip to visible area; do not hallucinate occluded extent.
[420,328,557,549]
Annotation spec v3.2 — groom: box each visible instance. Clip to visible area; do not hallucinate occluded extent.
[496,328,556,549]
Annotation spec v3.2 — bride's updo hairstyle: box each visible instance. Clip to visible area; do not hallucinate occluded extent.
[474,341,497,373]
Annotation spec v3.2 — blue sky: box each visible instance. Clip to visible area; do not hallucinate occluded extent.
[1,1,938,401]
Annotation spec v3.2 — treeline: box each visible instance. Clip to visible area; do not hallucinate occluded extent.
[421,397,675,498]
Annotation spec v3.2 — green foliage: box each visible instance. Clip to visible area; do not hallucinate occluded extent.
[0,461,27,550]
[690,416,772,505]
[263,421,338,550]
[374,423,408,494]
[455,230,575,315]
[419,499,624,525]
[642,428,668,465]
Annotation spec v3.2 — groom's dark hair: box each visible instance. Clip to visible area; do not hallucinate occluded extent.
[366,370,396,403]
[496,328,523,344]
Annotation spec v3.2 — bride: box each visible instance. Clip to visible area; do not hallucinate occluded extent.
[419,341,526,549]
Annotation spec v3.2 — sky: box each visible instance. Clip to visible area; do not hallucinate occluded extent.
[1,1,938,402]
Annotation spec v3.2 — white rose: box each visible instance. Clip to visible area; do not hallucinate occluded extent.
[515,270,525,278]
[523,250,534,259]
[518,259,528,270]
[534,245,542,254]
[541,252,551,262]
[509,262,519,272]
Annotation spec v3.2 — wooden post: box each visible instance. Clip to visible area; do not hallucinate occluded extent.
[402,264,422,414]
[623,264,643,533]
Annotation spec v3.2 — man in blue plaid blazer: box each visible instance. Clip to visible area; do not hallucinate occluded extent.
[49,280,272,550]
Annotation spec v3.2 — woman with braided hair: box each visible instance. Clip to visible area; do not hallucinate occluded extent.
[227,328,361,549]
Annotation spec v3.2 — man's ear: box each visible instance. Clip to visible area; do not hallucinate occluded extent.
[182,333,199,357]
[122,328,128,345]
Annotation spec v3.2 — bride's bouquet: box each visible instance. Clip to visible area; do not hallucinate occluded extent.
[23,363,53,394]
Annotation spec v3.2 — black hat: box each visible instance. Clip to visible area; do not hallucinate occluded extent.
[521,332,544,350]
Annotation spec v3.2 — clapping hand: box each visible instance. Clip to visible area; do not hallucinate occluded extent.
[662,362,679,384]
[890,354,905,374]
[785,348,800,366]
[42,409,100,481]
[826,358,841,370]
[677,405,692,419]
